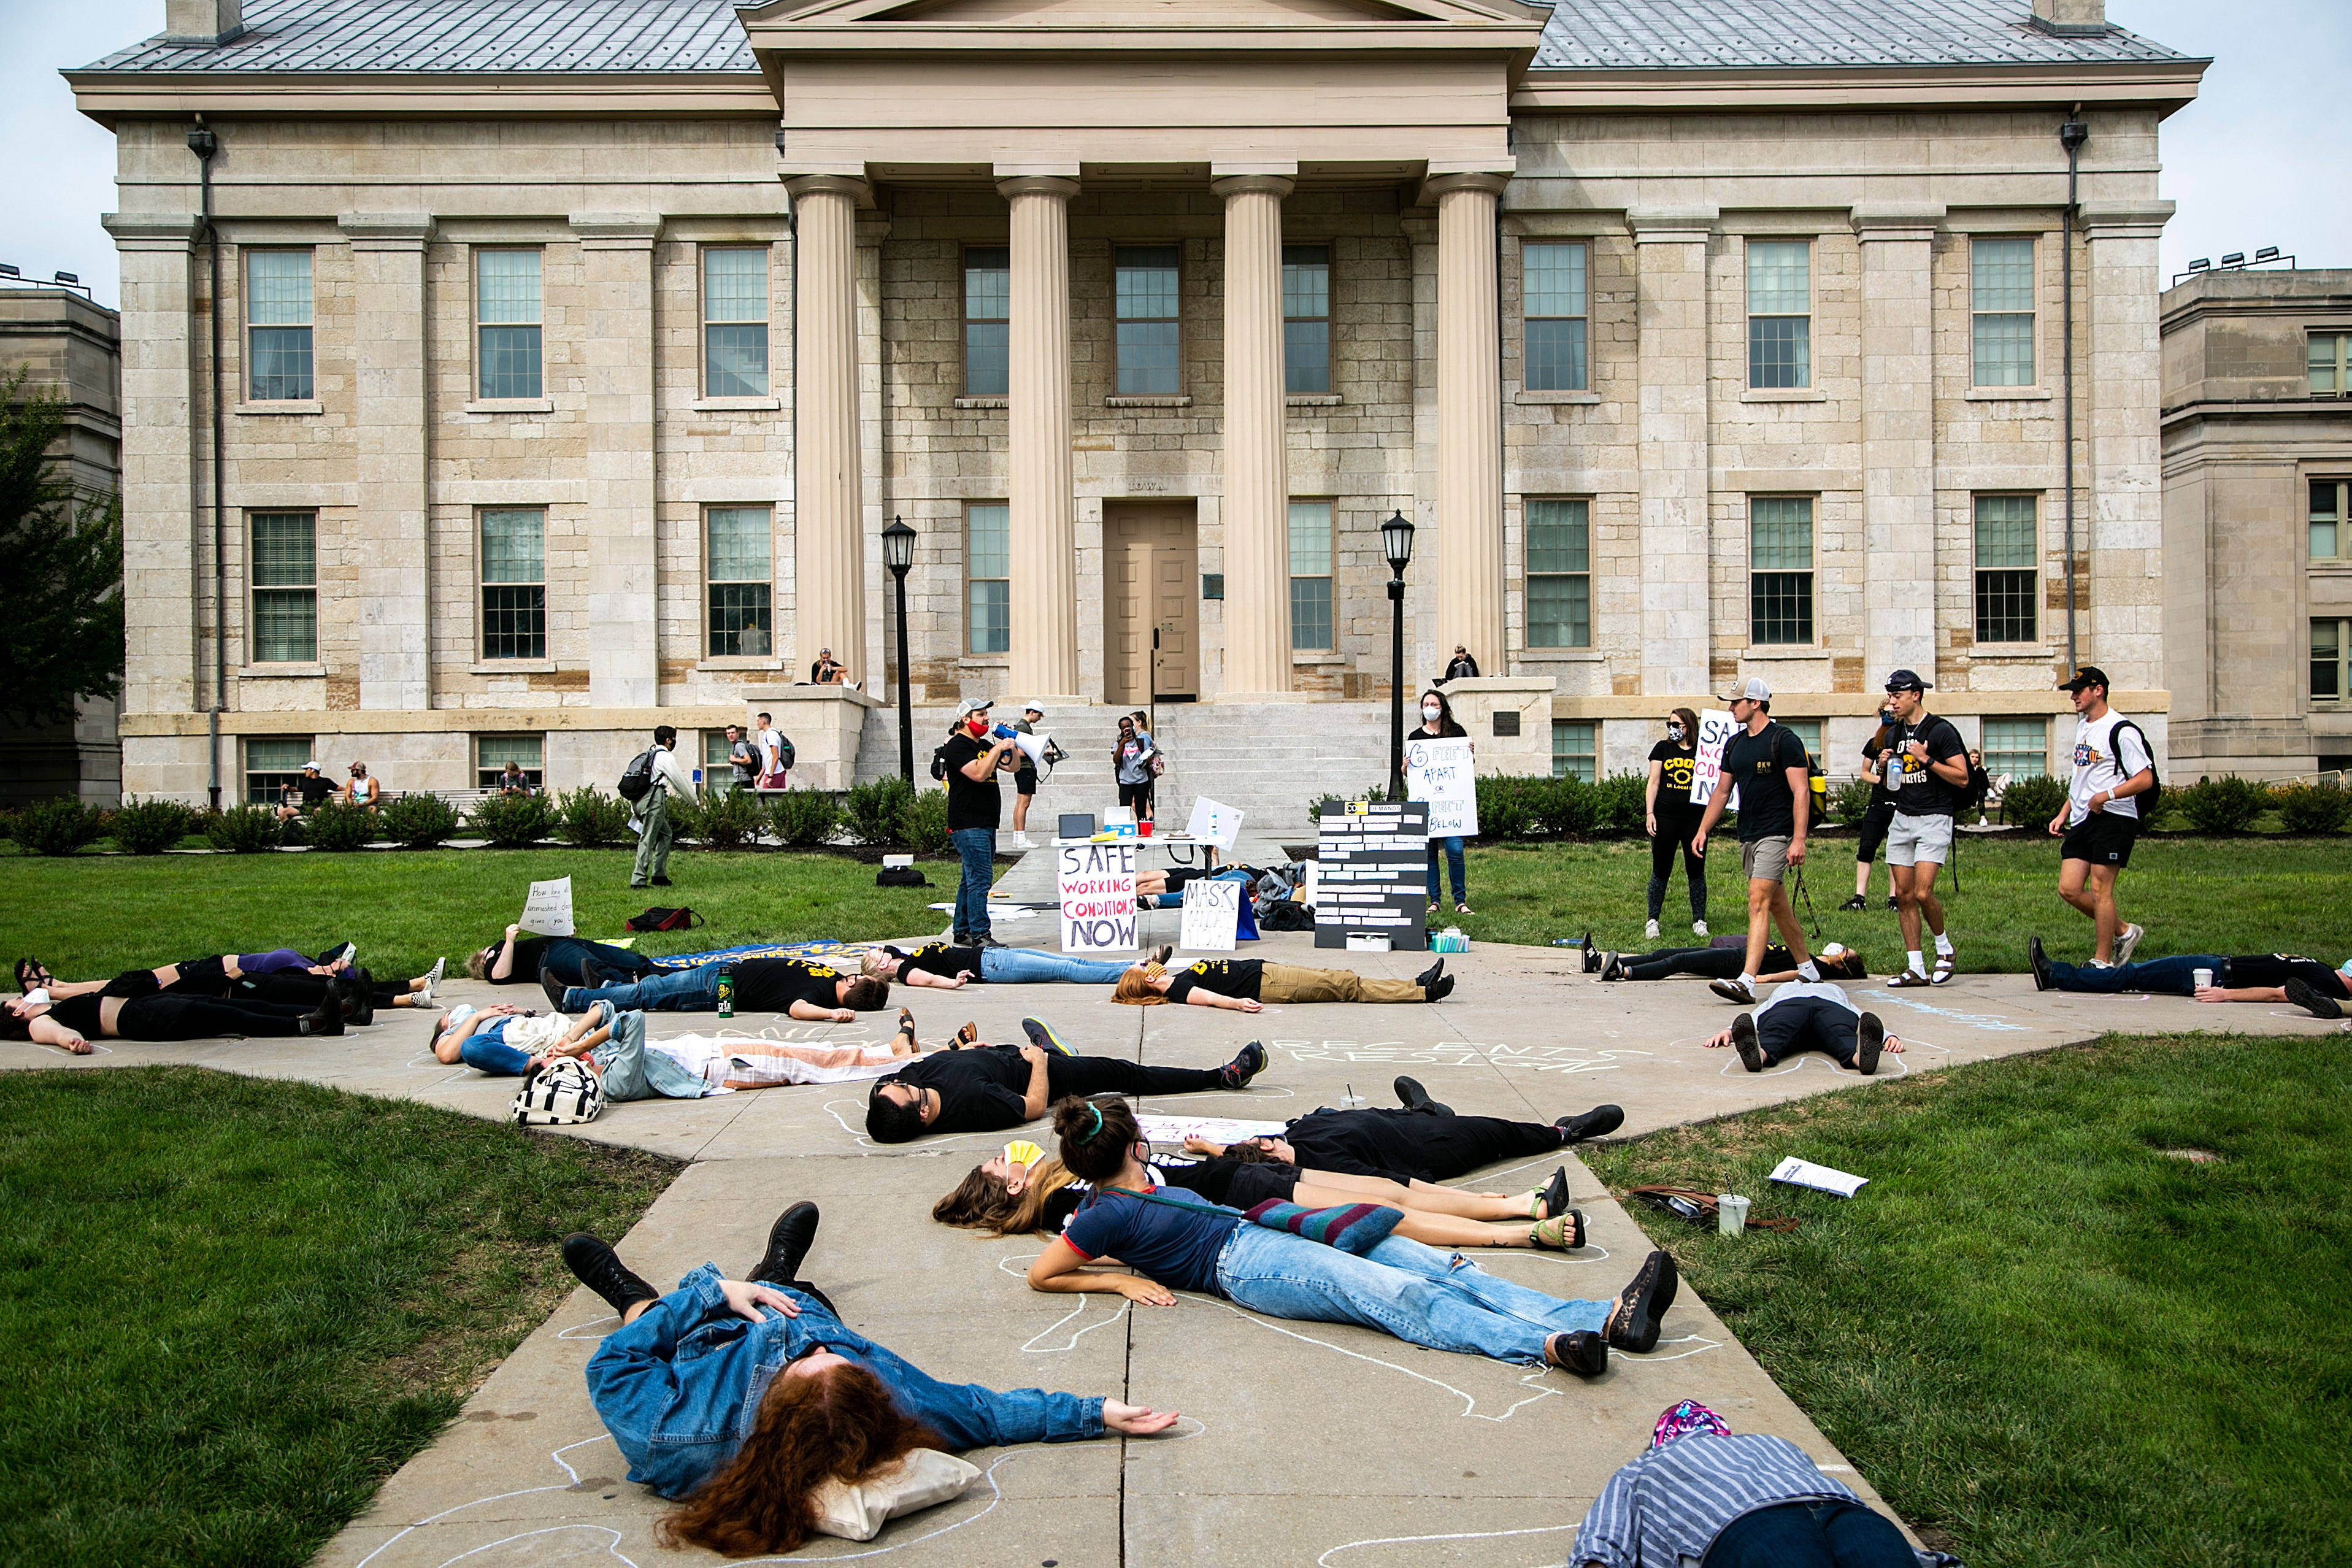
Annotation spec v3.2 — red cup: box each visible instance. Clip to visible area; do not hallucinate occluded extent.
[1139,820,1155,836]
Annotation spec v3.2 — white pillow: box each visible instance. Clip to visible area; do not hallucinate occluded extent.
[809,1448,982,1542]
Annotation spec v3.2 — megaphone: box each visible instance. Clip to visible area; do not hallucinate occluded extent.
[1007,730,1058,771]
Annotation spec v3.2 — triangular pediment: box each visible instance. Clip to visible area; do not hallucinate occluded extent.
[744,0,1545,31]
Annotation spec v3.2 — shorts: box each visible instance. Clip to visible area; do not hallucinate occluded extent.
[1015,767,1038,798]
[1885,812,1954,868]
[1739,836,1791,884]
[1120,780,1153,813]
[2061,811,2139,870]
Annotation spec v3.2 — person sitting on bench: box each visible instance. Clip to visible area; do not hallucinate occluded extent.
[1705,980,1907,1076]
[864,1017,1267,1142]
[2027,937,2352,1018]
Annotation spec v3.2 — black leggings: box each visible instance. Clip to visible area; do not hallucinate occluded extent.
[1043,1055,1228,1102]
[1648,815,1707,923]
[1620,944,1794,983]
[1284,1107,1562,1184]
[237,972,403,1008]
[115,993,317,1041]
[1854,802,1896,866]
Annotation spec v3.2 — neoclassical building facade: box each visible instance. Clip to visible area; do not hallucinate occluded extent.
[73,0,2201,807]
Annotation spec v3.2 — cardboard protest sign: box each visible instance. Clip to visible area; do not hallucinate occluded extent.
[1178,876,1242,952]
[1403,736,1478,837]
[1058,843,1138,953]
[1185,794,1244,850]
[1690,709,1738,809]
[519,877,575,937]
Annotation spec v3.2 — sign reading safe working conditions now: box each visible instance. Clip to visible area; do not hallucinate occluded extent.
[1313,801,1429,951]
[1059,842,1139,953]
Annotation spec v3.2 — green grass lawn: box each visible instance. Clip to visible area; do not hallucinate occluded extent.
[1581,1032,2352,1568]
[0,1067,675,1567]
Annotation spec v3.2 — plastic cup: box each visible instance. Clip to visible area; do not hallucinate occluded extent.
[2192,967,2213,993]
[1717,1194,1750,1236]
[1139,820,1154,836]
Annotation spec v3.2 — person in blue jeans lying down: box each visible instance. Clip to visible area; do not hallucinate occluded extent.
[428,1000,615,1077]
[2027,936,2352,1018]
[558,956,891,1020]
[863,938,1145,988]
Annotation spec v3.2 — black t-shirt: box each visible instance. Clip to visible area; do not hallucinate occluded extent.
[890,942,982,983]
[489,935,555,986]
[1719,722,1806,841]
[879,1045,1032,1134]
[942,731,1002,832]
[729,958,847,1013]
[1650,740,1700,818]
[1166,959,1265,1004]
[52,993,106,1038]
[1887,716,1967,817]
[292,774,335,809]
[2226,955,2351,999]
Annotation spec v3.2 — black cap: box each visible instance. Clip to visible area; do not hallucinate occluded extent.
[2059,666,2110,693]
[1884,669,1931,693]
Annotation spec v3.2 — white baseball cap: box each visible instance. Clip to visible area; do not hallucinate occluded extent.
[1023,700,1047,717]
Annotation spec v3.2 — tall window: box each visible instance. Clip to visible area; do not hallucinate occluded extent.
[2312,333,2352,396]
[1981,718,2049,780]
[480,507,546,660]
[1551,720,1597,783]
[246,250,313,402]
[2313,480,2351,562]
[475,734,544,791]
[1525,499,1592,648]
[1778,718,1822,768]
[964,245,1009,396]
[967,502,1010,654]
[2316,619,2351,704]
[1746,240,1811,389]
[476,250,543,400]
[703,730,736,788]
[1288,501,1333,650]
[1114,245,1180,395]
[702,247,769,397]
[249,510,317,664]
[1524,241,1589,391]
[244,737,310,804]
[1973,494,2039,644]
[1283,245,1330,396]
[1971,237,2036,387]
[706,505,773,656]
[1749,497,1814,645]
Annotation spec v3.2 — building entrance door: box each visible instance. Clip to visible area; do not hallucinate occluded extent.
[1105,501,1197,704]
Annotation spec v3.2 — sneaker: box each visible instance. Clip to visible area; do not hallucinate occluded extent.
[425,957,447,987]
[1021,1016,1076,1056]
[2285,976,2346,1020]
[1854,1012,1885,1075]
[1150,944,1174,966]
[1837,894,1866,912]
[1729,1012,1765,1073]
[1709,975,1756,1005]
[414,980,434,1006]
[1644,919,1661,940]
[2114,924,2145,966]
[562,1232,660,1316]
[320,941,358,966]
[1931,952,1956,986]
[1692,920,1708,938]
[1545,1329,1607,1376]
[1886,895,1900,910]
[2028,936,2053,992]
[1555,1104,1624,1142]
[1393,1075,1453,1117]
[1012,831,1033,849]
[577,958,613,991]
[1600,951,1623,982]
[650,875,674,888]
[1605,1249,1678,1353]
[540,965,571,1012]
[977,934,1009,950]
[1580,932,1600,974]
[1424,974,1456,1002]
[1414,956,1447,989]
[346,974,376,1027]
[749,1201,821,1287]
[1220,1041,1269,1089]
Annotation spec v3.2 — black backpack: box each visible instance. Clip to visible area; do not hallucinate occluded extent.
[776,735,796,771]
[2112,718,2163,813]
[929,744,951,783]
[617,748,658,804]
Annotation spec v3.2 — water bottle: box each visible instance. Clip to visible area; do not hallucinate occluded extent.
[717,971,734,1020]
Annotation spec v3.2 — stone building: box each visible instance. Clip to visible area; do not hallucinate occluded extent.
[69,0,2201,823]
[2162,266,2352,780]
[0,282,123,806]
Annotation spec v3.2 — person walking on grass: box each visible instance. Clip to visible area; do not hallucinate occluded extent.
[631,724,698,890]
[2049,666,2156,967]
[944,698,1019,947]
[1878,670,1969,988]
[1691,678,1822,1005]
[1643,707,1707,940]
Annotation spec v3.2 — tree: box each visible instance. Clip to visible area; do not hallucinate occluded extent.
[0,367,125,726]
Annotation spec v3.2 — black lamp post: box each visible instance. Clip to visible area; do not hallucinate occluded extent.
[1382,510,1416,801]
[882,515,917,783]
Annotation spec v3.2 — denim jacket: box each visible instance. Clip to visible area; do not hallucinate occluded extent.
[585,1262,1104,1499]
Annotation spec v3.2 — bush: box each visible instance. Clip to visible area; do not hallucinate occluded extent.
[2275,778,2352,835]
[8,796,104,856]
[468,791,556,848]
[553,786,631,848]
[842,775,916,848]
[381,791,461,850]
[1829,776,1876,826]
[1539,775,1597,837]
[1997,773,2067,829]
[2177,774,2267,835]
[769,788,842,848]
[1472,774,1542,840]
[696,786,767,850]
[1589,771,1648,836]
[904,786,951,855]
[305,798,379,852]
[110,797,193,856]
[204,803,282,853]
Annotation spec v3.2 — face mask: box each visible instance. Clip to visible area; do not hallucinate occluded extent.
[1422,706,1442,721]
[1004,1139,1043,1169]
[1667,725,1685,742]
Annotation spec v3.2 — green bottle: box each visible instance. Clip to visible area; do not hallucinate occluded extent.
[717,971,734,1019]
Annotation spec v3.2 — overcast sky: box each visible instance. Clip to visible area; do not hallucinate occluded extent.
[1,0,2345,309]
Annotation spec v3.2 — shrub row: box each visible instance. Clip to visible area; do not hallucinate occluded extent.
[1307,774,1645,840]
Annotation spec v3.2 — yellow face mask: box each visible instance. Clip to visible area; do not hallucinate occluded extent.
[1003,1139,1043,1170]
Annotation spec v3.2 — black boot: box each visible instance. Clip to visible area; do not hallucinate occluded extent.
[1393,1075,1453,1117]
[1414,956,1447,988]
[563,1233,660,1317]
[1605,1250,1678,1354]
[347,971,376,1026]
[298,991,344,1037]
[1555,1104,1623,1142]
[750,1202,821,1287]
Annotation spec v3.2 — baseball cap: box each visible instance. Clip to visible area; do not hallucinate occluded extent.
[1023,700,1047,717]
[2058,666,2110,693]
[1884,669,1932,693]
[957,696,994,716]
[1721,677,1772,704]
[303,759,321,771]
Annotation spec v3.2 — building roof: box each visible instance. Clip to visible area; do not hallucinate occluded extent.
[77,0,2191,76]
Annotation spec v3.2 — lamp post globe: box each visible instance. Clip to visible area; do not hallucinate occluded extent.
[1382,509,1415,574]
[882,515,917,782]
[882,515,916,576]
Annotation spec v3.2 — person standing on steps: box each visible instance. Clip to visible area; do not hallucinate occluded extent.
[944,698,1018,948]
[1842,707,1899,913]
[1878,670,1969,988]
[631,724,698,890]
[1113,713,1155,827]
[1010,701,1045,849]
[1643,707,1707,940]
[1692,678,1823,1005]
[1409,687,1474,915]
[2050,665,2156,968]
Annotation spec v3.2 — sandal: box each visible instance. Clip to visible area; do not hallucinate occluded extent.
[1530,1209,1585,1250]
[15,958,53,993]
[952,1021,980,1048]
[1535,1166,1569,1221]
[1885,969,1934,988]
[897,1006,916,1037]
[1455,902,1472,915]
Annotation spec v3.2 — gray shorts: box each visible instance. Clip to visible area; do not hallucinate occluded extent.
[1740,835,1791,883]
[1886,812,1954,868]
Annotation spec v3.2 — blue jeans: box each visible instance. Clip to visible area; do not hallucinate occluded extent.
[953,826,997,939]
[566,965,723,1013]
[2048,953,2219,996]
[979,948,1133,984]
[589,1011,713,1101]
[1213,1225,1607,1366]
[458,1031,534,1076]
[1426,836,1466,904]
[1701,1498,1918,1568]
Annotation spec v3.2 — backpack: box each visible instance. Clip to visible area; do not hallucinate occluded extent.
[625,906,704,932]
[930,744,951,783]
[510,1058,604,1126]
[776,736,796,771]
[617,748,658,804]
[2112,718,2164,815]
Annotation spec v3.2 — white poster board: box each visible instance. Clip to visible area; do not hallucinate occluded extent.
[1058,843,1139,953]
[1689,709,1739,809]
[1403,736,1479,837]
[1178,877,1242,953]
[519,877,575,937]
[1185,794,1245,850]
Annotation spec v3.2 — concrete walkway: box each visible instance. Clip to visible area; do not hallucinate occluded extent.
[6,922,2335,1567]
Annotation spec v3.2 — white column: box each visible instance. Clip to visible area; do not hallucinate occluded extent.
[1853,208,1940,683]
[570,214,662,707]
[2081,200,2174,692]
[785,174,870,677]
[1213,167,1296,697]
[1630,207,1716,696]
[996,167,1082,700]
[340,212,435,710]
[1426,171,1509,677]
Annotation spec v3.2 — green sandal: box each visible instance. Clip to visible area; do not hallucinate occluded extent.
[1530,1209,1585,1251]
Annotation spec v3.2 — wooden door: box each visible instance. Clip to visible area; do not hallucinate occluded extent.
[1105,502,1197,704]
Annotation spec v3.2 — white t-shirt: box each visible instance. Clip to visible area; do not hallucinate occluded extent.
[755,728,784,773]
[2067,710,2153,826]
